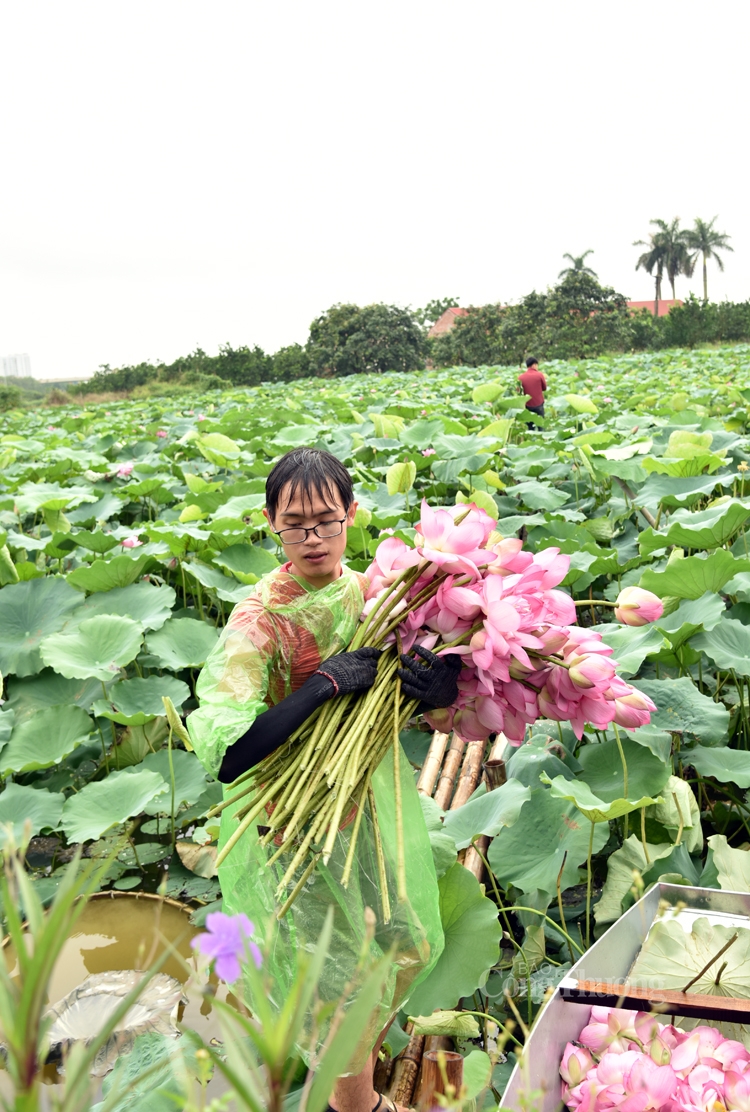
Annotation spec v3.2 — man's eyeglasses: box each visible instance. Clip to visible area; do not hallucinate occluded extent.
[272,519,347,545]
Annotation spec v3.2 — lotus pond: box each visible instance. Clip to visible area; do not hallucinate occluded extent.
[4,343,750,1081]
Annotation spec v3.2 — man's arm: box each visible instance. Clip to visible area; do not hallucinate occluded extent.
[218,673,333,781]
[217,647,380,782]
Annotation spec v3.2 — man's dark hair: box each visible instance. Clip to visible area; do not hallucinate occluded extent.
[266,448,354,519]
[525,356,539,368]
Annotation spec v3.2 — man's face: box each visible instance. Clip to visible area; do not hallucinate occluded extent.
[264,483,357,587]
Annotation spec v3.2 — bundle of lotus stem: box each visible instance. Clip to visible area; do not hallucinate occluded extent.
[208,561,448,920]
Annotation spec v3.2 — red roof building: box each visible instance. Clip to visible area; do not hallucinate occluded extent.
[626,300,683,318]
[428,306,469,337]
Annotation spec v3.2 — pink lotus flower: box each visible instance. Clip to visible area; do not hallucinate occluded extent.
[122,536,143,548]
[562,1009,750,1112]
[422,448,436,457]
[156,429,168,438]
[725,1070,750,1111]
[414,500,495,576]
[561,1045,596,1086]
[615,587,664,627]
[568,653,618,692]
[612,687,658,730]
[117,461,134,477]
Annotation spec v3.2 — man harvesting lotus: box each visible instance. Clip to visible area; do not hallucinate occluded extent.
[188,448,458,1112]
[518,356,547,429]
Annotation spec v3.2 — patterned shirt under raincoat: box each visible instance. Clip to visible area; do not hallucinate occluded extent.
[188,562,443,1070]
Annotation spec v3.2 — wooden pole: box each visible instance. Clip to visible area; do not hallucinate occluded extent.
[387,1024,425,1106]
[416,731,450,797]
[417,1050,464,1110]
[449,739,486,811]
[433,734,466,810]
[484,732,510,789]
[461,734,509,879]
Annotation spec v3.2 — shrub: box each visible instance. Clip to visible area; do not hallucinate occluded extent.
[0,384,22,411]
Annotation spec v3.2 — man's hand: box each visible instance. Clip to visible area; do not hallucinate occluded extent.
[316,647,381,696]
[397,646,462,709]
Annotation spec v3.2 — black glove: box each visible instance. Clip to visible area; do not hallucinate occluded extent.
[397,647,462,709]
[316,646,381,696]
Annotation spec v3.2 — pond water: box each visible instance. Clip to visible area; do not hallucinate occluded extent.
[3,891,236,1102]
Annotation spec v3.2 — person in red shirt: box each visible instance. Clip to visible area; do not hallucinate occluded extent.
[518,356,547,429]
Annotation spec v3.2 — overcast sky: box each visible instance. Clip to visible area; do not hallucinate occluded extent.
[1,1,747,380]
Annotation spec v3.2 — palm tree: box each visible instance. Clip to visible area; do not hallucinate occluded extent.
[559,250,597,279]
[634,234,667,316]
[650,218,692,302]
[684,217,733,302]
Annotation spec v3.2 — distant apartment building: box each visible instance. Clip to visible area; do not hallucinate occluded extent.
[1,353,32,378]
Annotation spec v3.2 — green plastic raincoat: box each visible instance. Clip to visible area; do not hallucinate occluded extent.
[188,563,443,1069]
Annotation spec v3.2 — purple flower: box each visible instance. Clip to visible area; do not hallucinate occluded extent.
[191,912,261,982]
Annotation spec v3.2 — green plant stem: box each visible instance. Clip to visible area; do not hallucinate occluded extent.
[167,723,176,849]
[585,820,595,949]
[555,851,575,965]
[613,723,629,840]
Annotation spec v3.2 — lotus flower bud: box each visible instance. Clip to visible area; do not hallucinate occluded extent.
[568,653,616,690]
[614,586,663,627]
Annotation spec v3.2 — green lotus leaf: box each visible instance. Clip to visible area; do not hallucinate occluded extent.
[510,480,570,512]
[66,553,155,593]
[592,622,665,676]
[208,493,267,522]
[59,768,167,843]
[92,675,190,725]
[442,780,530,850]
[640,551,750,599]
[595,835,677,927]
[0,783,65,846]
[408,1010,481,1038]
[693,617,750,676]
[136,749,211,815]
[576,734,671,803]
[40,616,143,681]
[386,460,416,496]
[641,453,725,477]
[541,773,662,824]
[629,917,750,998]
[687,745,750,789]
[565,393,598,414]
[0,704,95,774]
[70,582,176,631]
[653,592,725,650]
[0,709,14,751]
[0,577,85,677]
[145,618,219,669]
[471,381,504,405]
[639,501,750,556]
[405,863,502,1015]
[634,677,730,745]
[14,482,99,515]
[488,787,609,896]
[639,472,734,510]
[706,834,750,893]
[212,543,279,583]
[645,775,702,854]
[181,561,254,603]
[5,671,107,722]
[461,1050,494,1102]
[72,529,120,554]
[195,432,241,466]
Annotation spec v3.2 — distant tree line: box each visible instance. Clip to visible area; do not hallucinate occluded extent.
[70,265,749,396]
